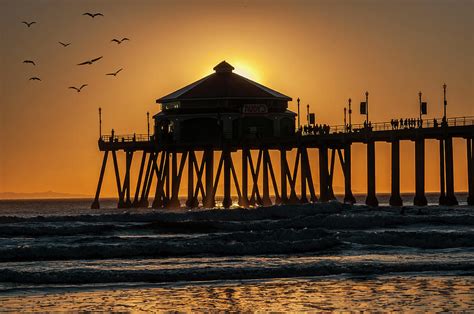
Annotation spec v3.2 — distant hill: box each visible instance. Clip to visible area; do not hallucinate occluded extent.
[0,191,91,200]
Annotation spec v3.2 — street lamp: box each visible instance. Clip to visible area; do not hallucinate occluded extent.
[443,83,447,123]
[147,112,150,138]
[365,91,369,125]
[297,97,301,130]
[344,107,347,132]
[306,104,310,126]
[348,98,352,131]
[98,107,102,138]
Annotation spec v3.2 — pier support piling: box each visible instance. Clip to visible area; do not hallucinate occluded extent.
[342,145,356,204]
[262,149,272,206]
[91,151,109,209]
[132,151,147,207]
[319,146,329,202]
[365,141,379,207]
[414,138,427,206]
[439,139,446,205]
[445,137,458,205]
[468,138,474,205]
[239,149,249,207]
[222,150,232,208]
[389,140,403,206]
[280,149,288,204]
[204,150,215,208]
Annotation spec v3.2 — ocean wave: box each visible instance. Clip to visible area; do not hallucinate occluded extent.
[2,205,473,237]
[340,230,474,249]
[1,260,473,285]
[0,223,135,237]
[0,228,341,262]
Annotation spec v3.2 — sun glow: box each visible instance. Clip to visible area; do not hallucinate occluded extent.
[232,61,261,82]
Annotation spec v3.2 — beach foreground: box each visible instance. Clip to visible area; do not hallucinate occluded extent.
[1,274,473,312]
[0,199,473,311]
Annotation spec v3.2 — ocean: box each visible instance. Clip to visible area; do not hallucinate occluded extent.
[0,195,473,311]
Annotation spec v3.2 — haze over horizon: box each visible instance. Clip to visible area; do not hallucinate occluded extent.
[1,0,473,197]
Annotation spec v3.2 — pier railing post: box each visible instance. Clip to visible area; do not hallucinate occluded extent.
[389,140,403,206]
[414,138,428,206]
[365,141,379,207]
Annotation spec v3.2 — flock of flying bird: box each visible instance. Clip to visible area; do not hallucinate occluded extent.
[21,12,129,93]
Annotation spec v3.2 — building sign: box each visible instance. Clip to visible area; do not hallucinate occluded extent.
[242,104,268,114]
[162,101,180,110]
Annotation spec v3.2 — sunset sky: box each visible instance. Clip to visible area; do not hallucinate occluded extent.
[1,0,473,197]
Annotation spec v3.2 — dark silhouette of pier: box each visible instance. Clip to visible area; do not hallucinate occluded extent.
[91,62,474,209]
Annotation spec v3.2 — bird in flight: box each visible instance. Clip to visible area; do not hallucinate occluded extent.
[106,68,123,76]
[23,60,36,65]
[83,12,103,18]
[69,84,88,92]
[111,38,130,44]
[22,21,36,27]
[59,41,71,47]
[29,77,41,81]
[77,56,103,65]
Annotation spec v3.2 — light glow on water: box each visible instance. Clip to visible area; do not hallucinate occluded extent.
[1,275,473,312]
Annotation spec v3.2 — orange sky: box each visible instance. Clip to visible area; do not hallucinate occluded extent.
[1,0,473,197]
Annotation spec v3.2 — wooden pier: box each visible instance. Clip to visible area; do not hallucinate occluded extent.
[91,62,474,209]
[91,116,474,209]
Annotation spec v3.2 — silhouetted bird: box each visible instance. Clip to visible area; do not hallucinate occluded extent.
[22,21,36,27]
[83,12,103,18]
[111,38,129,44]
[69,84,88,92]
[29,77,41,81]
[106,68,123,76]
[23,60,36,65]
[59,41,71,47]
[77,56,103,65]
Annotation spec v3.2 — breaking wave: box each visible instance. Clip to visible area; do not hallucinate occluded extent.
[0,202,473,285]
[1,260,473,285]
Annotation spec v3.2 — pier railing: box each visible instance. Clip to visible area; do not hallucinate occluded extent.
[100,134,151,143]
[99,116,474,142]
[310,116,474,135]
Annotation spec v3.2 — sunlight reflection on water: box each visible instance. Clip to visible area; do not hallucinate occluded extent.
[1,274,473,312]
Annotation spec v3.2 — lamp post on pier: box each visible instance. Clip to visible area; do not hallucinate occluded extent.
[443,83,447,125]
[344,107,347,132]
[297,97,301,130]
[98,107,102,138]
[348,98,352,132]
[365,91,369,125]
[419,91,422,123]
[306,104,310,126]
[359,91,369,128]
[147,111,150,139]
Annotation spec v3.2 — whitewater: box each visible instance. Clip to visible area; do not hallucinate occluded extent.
[0,198,473,311]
